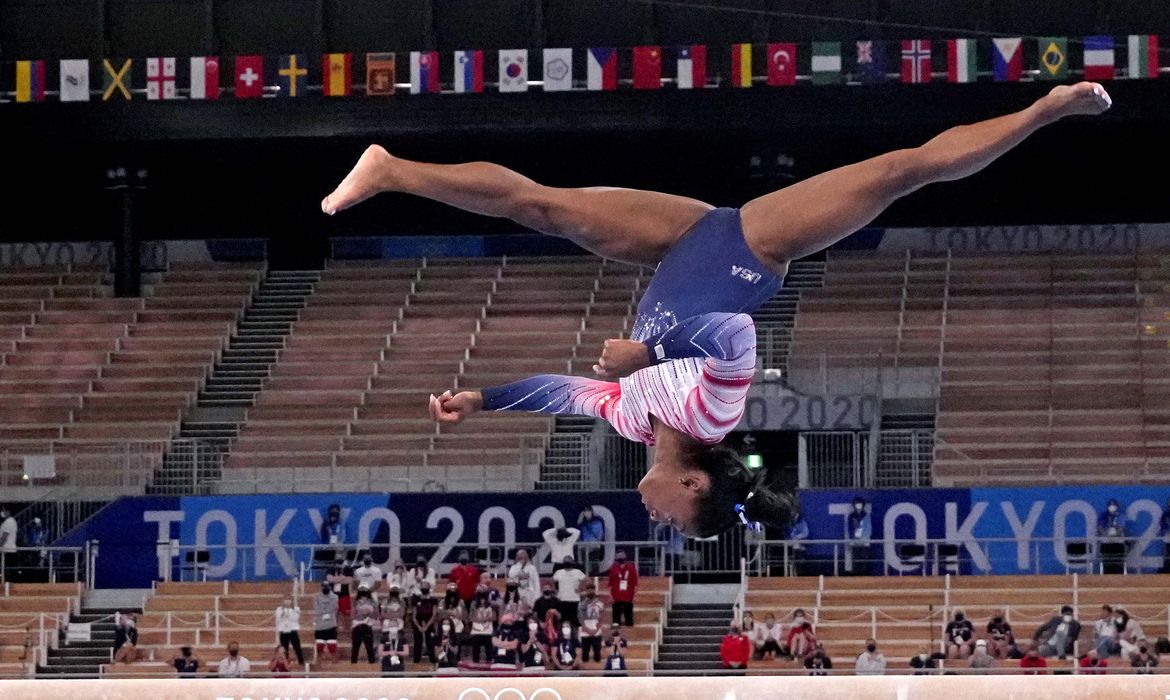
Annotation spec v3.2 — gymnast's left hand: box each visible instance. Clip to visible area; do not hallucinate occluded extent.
[593,339,651,380]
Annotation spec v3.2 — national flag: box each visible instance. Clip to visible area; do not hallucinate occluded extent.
[676,45,706,89]
[766,43,796,86]
[498,49,528,92]
[454,50,484,93]
[632,46,662,89]
[410,51,440,94]
[946,38,977,83]
[146,57,176,100]
[992,38,1022,81]
[102,59,133,101]
[234,55,264,98]
[730,43,752,87]
[811,42,842,85]
[542,48,573,91]
[854,40,887,84]
[587,48,618,90]
[1083,36,1116,80]
[366,53,396,96]
[1128,35,1159,79]
[276,54,307,97]
[15,60,45,103]
[189,56,220,100]
[59,59,90,102]
[322,53,352,96]
[1037,37,1068,80]
[900,40,932,83]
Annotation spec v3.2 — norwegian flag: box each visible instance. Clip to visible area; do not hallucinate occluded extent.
[901,40,932,83]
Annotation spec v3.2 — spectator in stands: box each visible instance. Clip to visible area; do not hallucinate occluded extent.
[319,503,347,550]
[502,580,531,619]
[217,641,251,678]
[449,550,481,606]
[577,507,605,574]
[548,621,578,672]
[908,647,943,674]
[787,507,810,575]
[604,623,629,675]
[21,516,47,573]
[720,624,752,671]
[386,560,410,592]
[112,611,139,664]
[969,639,995,672]
[945,609,974,659]
[1021,646,1048,675]
[508,548,541,607]
[410,554,437,596]
[1160,498,1170,574]
[437,582,467,642]
[468,585,498,663]
[786,612,817,659]
[350,585,379,664]
[543,526,580,571]
[313,581,339,664]
[268,645,291,678]
[554,557,587,626]
[534,584,560,625]
[379,627,409,676]
[985,609,1016,659]
[803,643,833,676]
[1115,608,1146,657]
[654,522,687,571]
[578,583,605,663]
[1079,648,1108,674]
[845,496,872,575]
[518,613,551,674]
[1098,499,1129,574]
[753,612,784,660]
[353,554,383,599]
[0,506,16,577]
[1131,641,1159,673]
[275,594,305,666]
[1093,604,1118,656]
[1033,605,1081,658]
[172,646,201,678]
[491,612,521,671]
[434,625,462,674]
[410,580,438,664]
[740,610,756,637]
[381,585,408,649]
[855,638,886,675]
[327,556,354,618]
[608,549,638,626]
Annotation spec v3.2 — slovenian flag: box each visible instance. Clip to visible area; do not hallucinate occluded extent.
[411,51,440,94]
[454,50,484,93]
[15,60,45,102]
[992,38,1022,81]
[1083,36,1116,80]
[587,48,617,90]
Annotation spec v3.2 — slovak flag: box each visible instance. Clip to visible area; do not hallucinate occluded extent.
[411,51,440,94]
[587,48,617,90]
[992,38,1023,81]
[453,50,484,93]
[676,45,706,89]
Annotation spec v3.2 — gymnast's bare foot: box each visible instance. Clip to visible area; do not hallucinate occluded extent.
[1036,82,1112,123]
[321,144,398,215]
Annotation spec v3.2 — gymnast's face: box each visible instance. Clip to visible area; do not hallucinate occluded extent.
[638,449,709,537]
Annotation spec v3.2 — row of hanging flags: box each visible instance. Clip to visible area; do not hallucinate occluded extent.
[4,35,1163,103]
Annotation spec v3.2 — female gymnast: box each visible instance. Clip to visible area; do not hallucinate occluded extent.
[322,82,1112,537]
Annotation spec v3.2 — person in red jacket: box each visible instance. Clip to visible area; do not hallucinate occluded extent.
[448,550,481,606]
[608,550,639,626]
[1079,649,1108,675]
[720,625,752,670]
[1020,647,1049,675]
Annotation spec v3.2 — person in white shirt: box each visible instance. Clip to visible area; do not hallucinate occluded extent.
[385,560,410,594]
[217,642,251,677]
[508,548,541,607]
[0,507,16,578]
[353,555,384,599]
[543,527,580,571]
[552,557,587,626]
[855,638,887,675]
[753,612,784,660]
[409,554,437,595]
[275,596,304,665]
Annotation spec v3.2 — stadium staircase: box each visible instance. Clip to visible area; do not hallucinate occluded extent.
[151,270,319,493]
[654,602,734,674]
[37,607,130,678]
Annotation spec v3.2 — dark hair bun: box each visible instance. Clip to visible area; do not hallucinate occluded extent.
[743,482,796,530]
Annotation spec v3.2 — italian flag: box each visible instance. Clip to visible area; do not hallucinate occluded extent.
[947,39,976,83]
[1128,35,1159,79]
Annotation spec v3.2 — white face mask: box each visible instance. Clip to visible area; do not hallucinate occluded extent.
[918,653,928,661]
[562,626,571,635]
[853,504,864,512]
[529,622,539,631]
[1063,615,1073,623]
[1108,505,1118,513]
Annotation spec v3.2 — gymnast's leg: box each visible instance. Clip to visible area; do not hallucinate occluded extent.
[321,147,713,267]
[739,82,1112,270]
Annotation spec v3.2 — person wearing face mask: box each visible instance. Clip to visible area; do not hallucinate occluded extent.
[1020,646,1048,674]
[553,556,587,626]
[944,609,974,659]
[845,496,872,575]
[350,585,379,664]
[968,639,995,672]
[313,582,339,663]
[908,646,940,675]
[434,624,462,673]
[576,507,605,574]
[1114,608,1145,657]
[1097,499,1129,574]
[468,584,498,663]
[603,623,629,675]
[410,581,439,664]
[410,554,437,596]
[543,526,581,572]
[508,548,541,607]
[720,624,752,671]
[786,609,816,659]
[327,556,354,618]
[268,645,291,678]
[1130,640,1159,674]
[855,638,886,675]
[437,582,468,640]
[501,579,530,618]
[491,612,521,671]
[449,550,482,606]
[353,554,383,601]
[378,627,410,676]
[552,621,580,671]
[275,594,305,666]
[802,642,832,676]
[607,549,638,626]
[380,585,408,651]
[984,609,1015,659]
[217,641,251,678]
[1092,604,1119,657]
[577,583,605,663]
[1032,605,1081,658]
[319,503,347,548]
[386,560,410,593]
[533,584,561,625]
[752,612,783,660]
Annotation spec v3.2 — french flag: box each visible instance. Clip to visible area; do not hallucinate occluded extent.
[587,48,617,90]
[454,50,484,93]
[410,51,440,94]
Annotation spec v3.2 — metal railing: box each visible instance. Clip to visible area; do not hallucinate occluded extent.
[0,546,91,585]
[0,440,170,491]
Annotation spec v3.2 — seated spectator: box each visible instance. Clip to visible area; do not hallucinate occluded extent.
[112,612,139,664]
[434,629,462,674]
[533,585,560,625]
[379,628,409,676]
[275,595,305,666]
[172,646,201,678]
[1033,605,1081,658]
[217,641,251,678]
[985,609,1015,659]
[803,643,832,676]
[577,584,605,663]
[268,645,291,678]
[969,639,995,671]
[554,558,587,626]
[468,588,498,663]
[491,612,521,671]
[552,621,580,671]
[787,618,817,659]
[1079,648,1108,674]
[350,586,379,664]
[604,623,629,675]
[740,611,755,636]
[945,609,974,659]
[720,624,752,671]
[313,582,339,663]
[855,638,885,675]
[1131,641,1159,674]
[519,614,550,674]
[1020,647,1048,675]
[909,647,942,675]
[1115,608,1145,657]
[1093,604,1118,657]
[753,613,784,661]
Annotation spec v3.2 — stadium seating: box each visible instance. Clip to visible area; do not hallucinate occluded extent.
[0,583,82,678]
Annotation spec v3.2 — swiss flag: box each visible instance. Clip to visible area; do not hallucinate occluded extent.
[234,55,264,98]
[633,46,662,89]
[766,43,797,86]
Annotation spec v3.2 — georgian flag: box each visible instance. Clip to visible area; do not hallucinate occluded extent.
[146,57,177,100]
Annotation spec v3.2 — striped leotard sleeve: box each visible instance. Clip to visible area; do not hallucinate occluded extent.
[480,374,622,421]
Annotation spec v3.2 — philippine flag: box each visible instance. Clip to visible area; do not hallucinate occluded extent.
[411,51,440,94]
[587,48,617,90]
[453,50,484,93]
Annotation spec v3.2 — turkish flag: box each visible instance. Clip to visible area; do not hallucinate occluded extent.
[234,55,264,98]
[767,43,796,86]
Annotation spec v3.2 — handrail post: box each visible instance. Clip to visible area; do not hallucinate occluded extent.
[870,606,877,641]
[214,596,221,645]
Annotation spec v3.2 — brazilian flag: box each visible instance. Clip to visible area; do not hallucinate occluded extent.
[1037,37,1068,80]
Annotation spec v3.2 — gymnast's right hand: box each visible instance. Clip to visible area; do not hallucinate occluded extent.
[428,390,483,424]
